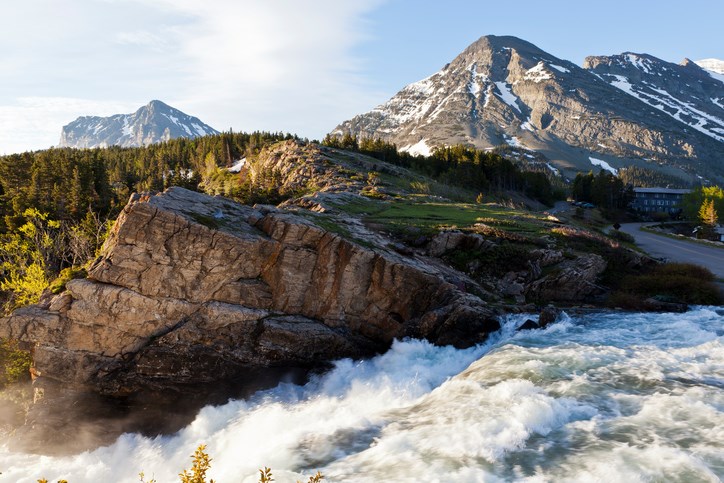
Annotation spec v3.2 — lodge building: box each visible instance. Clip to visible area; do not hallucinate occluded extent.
[630,187,691,214]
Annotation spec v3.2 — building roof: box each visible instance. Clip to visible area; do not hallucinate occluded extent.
[633,187,692,195]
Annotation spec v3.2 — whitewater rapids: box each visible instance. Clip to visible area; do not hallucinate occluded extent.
[1,308,722,482]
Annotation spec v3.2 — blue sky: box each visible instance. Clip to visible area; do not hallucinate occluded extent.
[1,0,722,154]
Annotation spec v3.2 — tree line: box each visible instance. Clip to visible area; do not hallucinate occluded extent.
[323,134,564,205]
[0,131,296,312]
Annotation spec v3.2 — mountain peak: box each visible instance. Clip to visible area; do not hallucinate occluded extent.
[59,101,219,149]
[145,99,171,110]
[333,35,724,184]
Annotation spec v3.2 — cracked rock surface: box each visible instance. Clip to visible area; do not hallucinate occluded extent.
[1,187,500,398]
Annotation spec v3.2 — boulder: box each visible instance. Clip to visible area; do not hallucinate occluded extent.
[538,306,563,327]
[525,253,607,302]
[1,187,501,398]
[517,319,539,331]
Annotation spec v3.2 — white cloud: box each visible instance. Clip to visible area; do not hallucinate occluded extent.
[0,0,388,153]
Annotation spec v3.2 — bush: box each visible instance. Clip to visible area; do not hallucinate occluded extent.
[49,267,87,295]
[653,263,715,282]
[608,230,635,244]
[0,338,32,388]
[610,263,722,307]
[446,242,534,277]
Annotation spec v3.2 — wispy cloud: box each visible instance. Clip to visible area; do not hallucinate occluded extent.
[114,30,171,52]
[0,0,387,153]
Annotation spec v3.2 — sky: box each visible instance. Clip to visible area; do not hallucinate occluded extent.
[1,0,722,154]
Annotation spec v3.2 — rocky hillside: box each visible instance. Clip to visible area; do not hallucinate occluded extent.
[58,100,219,149]
[333,35,724,183]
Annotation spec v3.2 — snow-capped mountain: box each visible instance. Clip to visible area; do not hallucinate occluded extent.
[333,35,724,183]
[694,58,724,83]
[585,53,724,142]
[59,100,219,149]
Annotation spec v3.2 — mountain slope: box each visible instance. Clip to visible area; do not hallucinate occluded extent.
[585,53,724,143]
[333,35,724,182]
[59,100,219,149]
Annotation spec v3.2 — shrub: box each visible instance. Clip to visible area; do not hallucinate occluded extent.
[0,338,32,388]
[608,230,634,244]
[446,242,534,277]
[179,444,215,483]
[653,263,715,281]
[610,263,722,307]
[49,267,87,295]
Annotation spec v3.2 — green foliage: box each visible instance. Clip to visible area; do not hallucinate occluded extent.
[323,135,559,205]
[682,186,724,222]
[610,263,722,308]
[49,267,87,295]
[0,338,32,388]
[571,170,633,211]
[0,209,59,310]
[0,131,296,232]
[179,444,215,483]
[618,166,690,188]
[446,242,535,277]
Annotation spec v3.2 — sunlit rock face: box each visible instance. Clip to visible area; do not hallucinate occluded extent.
[1,187,500,398]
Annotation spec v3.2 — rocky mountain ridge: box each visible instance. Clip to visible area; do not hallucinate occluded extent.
[58,100,219,149]
[333,35,724,183]
[585,53,724,143]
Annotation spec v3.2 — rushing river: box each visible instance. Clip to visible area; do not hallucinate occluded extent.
[1,308,723,482]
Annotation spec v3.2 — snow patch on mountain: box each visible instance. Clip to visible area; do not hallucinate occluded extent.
[625,53,652,74]
[227,158,247,173]
[590,157,618,175]
[604,74,724,142]
[524,62,553,83]
[494,82,521,112]
[401,139,433,157]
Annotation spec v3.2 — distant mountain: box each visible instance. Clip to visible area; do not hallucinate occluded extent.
[695,58,724,83]
[59,100,219,149]
[332,35,724,183]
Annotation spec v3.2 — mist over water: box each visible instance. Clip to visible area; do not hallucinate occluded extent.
[1,308,722,482]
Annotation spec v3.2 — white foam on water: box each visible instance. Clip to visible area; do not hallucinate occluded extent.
[1,309,722,481]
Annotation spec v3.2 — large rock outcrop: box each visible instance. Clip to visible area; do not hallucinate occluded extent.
[1,187,500,397]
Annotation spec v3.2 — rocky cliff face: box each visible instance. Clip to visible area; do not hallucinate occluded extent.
[1,187,500,399]
[58,100,219,149]
[333,35,724,183]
